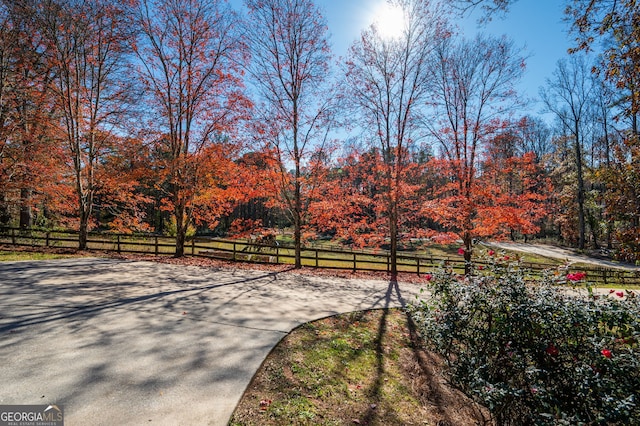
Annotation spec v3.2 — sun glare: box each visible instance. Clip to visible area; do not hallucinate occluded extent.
[372,2,405,39]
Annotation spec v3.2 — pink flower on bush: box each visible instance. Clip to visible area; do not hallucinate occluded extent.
[488,250,495,256]
[424,274,433,281]
[458,247,465,255]
[601,349,612,359]
[567,272,587,282]
[616,291,624,298]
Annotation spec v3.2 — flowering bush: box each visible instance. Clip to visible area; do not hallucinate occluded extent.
[409,257,640,425]
[566,271,587,282]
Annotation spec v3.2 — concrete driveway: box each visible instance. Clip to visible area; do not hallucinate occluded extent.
[0,258,420,425]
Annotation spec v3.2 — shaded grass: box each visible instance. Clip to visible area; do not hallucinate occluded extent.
[230,309,488,426]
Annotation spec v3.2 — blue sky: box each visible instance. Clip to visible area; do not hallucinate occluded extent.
[319,0,573,116]
[231,0,576,117]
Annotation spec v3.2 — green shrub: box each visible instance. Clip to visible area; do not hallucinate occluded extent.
[409,256,640,425]
[164,216,196,238]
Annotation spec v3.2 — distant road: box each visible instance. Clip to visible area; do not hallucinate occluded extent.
[486,242,640,271]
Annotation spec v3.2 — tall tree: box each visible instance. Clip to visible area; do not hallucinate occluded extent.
[425,148,550,246]
[0,4,17,222]
[343,0,446,274]
[453,0,512,17]
[425,34,525,268]
[0,4,12,154]
[456,0,639,129]
[567,0,640,133]
[309,145,427,251]
[0,2,62,228]
[134,0,250,256]
[518,115,554,164]
[540,55,594,250]
[599,133,640,263]
[243,0,333,268]
[11,0,136,248]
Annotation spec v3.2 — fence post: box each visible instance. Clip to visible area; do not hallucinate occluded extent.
[191,238,195,255]
[117,235,121,253]
[11,227,15,245]
[276,246,280,264]
[417,257,420,276]
[155,236,159,255]
[315,249,319,268]
[353,253,357,272]
[233,242,237,261]
[46,232,50,247]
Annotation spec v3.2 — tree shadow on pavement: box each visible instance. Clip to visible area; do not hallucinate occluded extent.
[0,261,291,334]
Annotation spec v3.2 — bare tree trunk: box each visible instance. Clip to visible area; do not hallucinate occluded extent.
[294,171,302,268]
[175,203,185,257]
[463,232,473,275]
[293,100,302,269]
[540,56,593,251]
[19,188,32,228]
[575,128,586,250]
[244,0,331,270]
[79,203,91,250]
[389,207,398,276]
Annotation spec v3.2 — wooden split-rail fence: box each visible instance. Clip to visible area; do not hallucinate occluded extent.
[1,226,639,287]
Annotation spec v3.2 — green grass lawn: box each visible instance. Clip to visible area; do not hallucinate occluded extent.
[0,250,81,261]
[229,309,485,425]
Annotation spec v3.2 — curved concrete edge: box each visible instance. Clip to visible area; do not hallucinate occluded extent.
[0,258,424,425]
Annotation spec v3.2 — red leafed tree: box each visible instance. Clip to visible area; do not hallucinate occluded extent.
[309,148,388,248]
[224,149,286,237]
[0,6,15,217]
[93,133,154,233]
[0,3,67,228]
[309,146,426,251]
[243,0,333,268]
[12,0,137,248]
[479,138,552,239]
[134,0,251,256]
[424,150,550,251]
[343,0,447,274]
[424,34,526,269]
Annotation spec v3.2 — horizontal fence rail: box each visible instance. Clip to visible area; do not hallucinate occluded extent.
[1,226,639,287]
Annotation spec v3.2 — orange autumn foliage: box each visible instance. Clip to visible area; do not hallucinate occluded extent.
[423,151,552,245]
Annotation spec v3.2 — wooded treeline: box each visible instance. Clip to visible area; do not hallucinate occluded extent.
[1,0,638,269]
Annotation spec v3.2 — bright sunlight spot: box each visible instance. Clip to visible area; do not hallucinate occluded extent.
[372,2,405,39]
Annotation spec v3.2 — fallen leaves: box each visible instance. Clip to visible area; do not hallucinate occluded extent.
[259,399,272,411]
